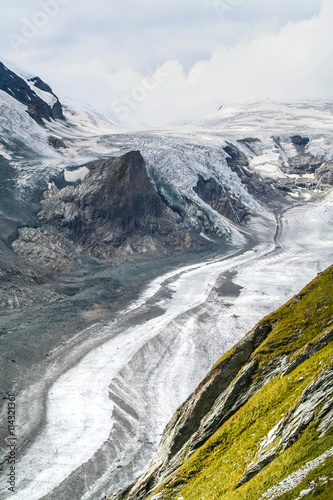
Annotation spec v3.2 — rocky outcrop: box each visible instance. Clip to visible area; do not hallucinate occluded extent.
[12,226,83,277]
[288,154,322,174]
[48,135,67,149]
[7,151,210,310]
[223,142,284,208]
[291,135,310,149]
[120,320,274,499]
[115,266,333,500]
[223,143,249,173]
[0,62,64,124]
[194,174,251,223]
[28,76,64,120]
[17,151,200,263]
[236,361,333,488]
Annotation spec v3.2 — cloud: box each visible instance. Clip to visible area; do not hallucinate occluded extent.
[50,0,332,128]
[0,0,331,128]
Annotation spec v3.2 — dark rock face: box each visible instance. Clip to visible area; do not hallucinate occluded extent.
[291,135,310,148]
[223,142,284,209]
[223,137,332,208]
[223,143,249,172]
[7,151,207,310]
[194,174,250,223]
[28,76,64,120]
[0,62,64,124]
[48,135,67,149]
[286,154,333,188]
[36,151,196,261]
[288,154,322,174]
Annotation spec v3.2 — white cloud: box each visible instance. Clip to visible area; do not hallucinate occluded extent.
[49,0,332,128]
[0,0,331,128]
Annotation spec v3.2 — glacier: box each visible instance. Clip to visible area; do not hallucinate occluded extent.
[0,90,333,499]
[1,197,333,499]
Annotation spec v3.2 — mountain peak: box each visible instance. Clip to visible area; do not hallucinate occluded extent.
[0,59,64,124]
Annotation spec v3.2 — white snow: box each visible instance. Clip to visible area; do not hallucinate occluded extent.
[6,247,268,499]
[2,198,333,500]
[64,166,90,183]
[189,100,333,137]
[250,151,285,179]
[0,143,12,160]
[0,90,58,159]
[1,87,333,499]
[60,97,123,134]
[1,58,58,108]
[0,57,35,81]
[26,81,57,107]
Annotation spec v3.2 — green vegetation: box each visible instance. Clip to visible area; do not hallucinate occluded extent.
[278,456,333,499]
[211,343,237,370]
[146,266,333,499]
[253,267,333,373]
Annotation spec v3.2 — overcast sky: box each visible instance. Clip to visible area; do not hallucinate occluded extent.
[0,0,332,128]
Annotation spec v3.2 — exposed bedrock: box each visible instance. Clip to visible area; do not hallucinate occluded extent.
[36,151,202,260]
[119,266,333,500]
[194,174,251,223]
[0,62,64,124]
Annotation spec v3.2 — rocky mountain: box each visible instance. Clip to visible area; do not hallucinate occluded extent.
[113,265,333,500]
[0,60,64,124]
[13,150,198,266]
[0,61,333,500]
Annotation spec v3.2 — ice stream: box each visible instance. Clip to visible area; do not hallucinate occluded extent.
[1,202,333,500]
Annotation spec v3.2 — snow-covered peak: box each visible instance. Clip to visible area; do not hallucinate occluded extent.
[26,80,58,108]
[188,99,333,137]
[60,97,122,134]
[0,57,35,81]
[0,58,64,123]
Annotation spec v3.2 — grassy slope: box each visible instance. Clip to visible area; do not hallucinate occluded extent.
[147,265,333,500]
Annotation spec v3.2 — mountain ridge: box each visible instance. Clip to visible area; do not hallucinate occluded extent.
[0,61,333,500]
[0,60,64,124]
[113,265,333,500]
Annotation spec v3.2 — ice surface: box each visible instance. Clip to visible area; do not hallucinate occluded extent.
[0,143,12,160]
[190,100,333,136]
[0,90,59,159]
[1,197,332,500]
[1,94,333,499]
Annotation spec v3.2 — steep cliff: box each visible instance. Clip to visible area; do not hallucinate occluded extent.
[114,265,333,500]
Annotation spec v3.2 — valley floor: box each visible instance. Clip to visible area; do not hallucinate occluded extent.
[1,200,333,500]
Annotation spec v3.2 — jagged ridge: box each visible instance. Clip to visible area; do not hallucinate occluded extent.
[0,61,64,124]
[115,265,333,500]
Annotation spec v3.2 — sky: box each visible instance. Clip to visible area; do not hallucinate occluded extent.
[0,0,332,128]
